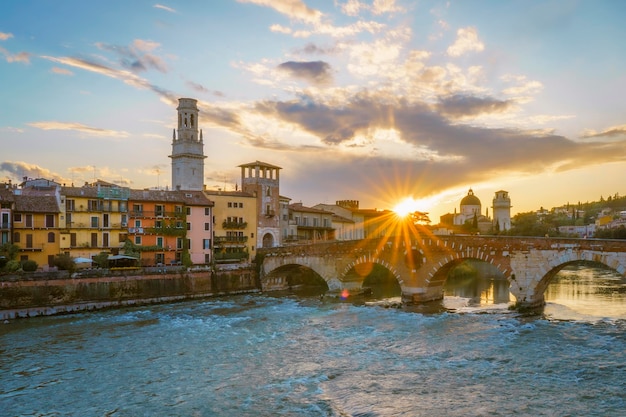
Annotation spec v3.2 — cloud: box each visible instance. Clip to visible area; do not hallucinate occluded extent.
[339,0,403,16]
[28,121,130,138]
[582,124,626,139]
[154,4,176,13]
[0,161,68,184]
[436,94,514,119]
[95,39,167,73]
[0,46,30,64]
[447,27,484,57]
[51,67,74,75]
[277,60,333,85]
[238,0,323,25]
[293,42,340,55]
[0,32,13,41]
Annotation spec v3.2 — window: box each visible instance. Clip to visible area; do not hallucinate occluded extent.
[91,233,98,247]
[228,202,232,208]
[175,205,183,214]
[70,233,76,247]
[239,202,243,208]
[187,222,191,230]
[66,199,75,211]
[155,253,164,265]
[155,205,164,217]
[135,220,141,228]
[48,232,55,243]
[133,204,143,214]
[26,234,33,249]
[239,217,243,224]
[103,213,109,228]
[204,254,211,264]
[135,236,142,245]
[205,207,210,215]
[13,232,20,243]
[157,237,163,248]
[177,237,183,249]
[25,214,33,228]
[155,220,163,228]
[204,223,210,231]
[46,214,54,228]
[186,207,191,215]
[14,213,22,222]
[251,233,254,238]
[203,239,211,249]
[103,233,109,247]
[91,216,99,228]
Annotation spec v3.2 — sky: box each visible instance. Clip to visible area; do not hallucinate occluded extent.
[1,0,626,222]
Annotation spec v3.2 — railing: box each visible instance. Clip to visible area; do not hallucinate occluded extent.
[222,220,248,230]
[214,236,248,244]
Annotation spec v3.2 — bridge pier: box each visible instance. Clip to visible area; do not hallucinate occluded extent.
[401,285,444,304]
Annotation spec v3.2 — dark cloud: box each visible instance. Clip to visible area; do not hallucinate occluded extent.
[277,61,333,85]
[294,42,339,55]
[96,42,167,73]
[255,91,626,203]
[436,94,514,119]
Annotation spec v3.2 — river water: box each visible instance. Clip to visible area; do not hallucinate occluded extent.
[2,265,626,416]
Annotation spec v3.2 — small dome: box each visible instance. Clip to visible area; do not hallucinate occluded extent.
[460,189,481,206]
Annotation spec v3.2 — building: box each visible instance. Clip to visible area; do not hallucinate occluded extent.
[128,189,213,266]
[0,183,15,245]
[12,179,63,267]
[170,98,206,191]
[439,189,497,234]
[313,200,364,240]
[239,161,281,248]
[61,181,130,262]
[492,190,512,231]
[285,203,334,243]
[204,190,257,264]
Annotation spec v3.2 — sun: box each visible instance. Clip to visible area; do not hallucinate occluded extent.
[392,197,431,218]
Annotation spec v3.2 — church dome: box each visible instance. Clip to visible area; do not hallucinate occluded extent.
[460,189,481,207]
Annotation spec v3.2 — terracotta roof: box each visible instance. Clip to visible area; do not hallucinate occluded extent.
[203,190,255,198]
[14,195,60,213]
[289,203,333,215]
[129,189,213,206]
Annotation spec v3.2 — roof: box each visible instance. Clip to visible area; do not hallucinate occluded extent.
[203,190,255,198]
[289,202,333,215]
[461,189,481,207]
[332,214,355,223]
[14,195,60,213]
[238,160,282,170]
[129,189,213,206]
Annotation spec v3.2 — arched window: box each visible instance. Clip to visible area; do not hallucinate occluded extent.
[48,232,55,243]
[190,114,195,127]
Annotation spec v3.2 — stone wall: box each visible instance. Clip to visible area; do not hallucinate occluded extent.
[0,267,259,320]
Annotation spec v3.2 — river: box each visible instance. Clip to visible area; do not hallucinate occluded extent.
[1,265,625,416]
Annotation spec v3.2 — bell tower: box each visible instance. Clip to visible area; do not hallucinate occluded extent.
[169,98,206,191]
[492,190,512,231]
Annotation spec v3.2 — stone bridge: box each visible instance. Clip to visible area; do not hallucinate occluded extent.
[258,235,626,309]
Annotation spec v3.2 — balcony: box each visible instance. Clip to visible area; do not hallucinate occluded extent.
[222,220,248,230]
[214,252,249,263]
[214,236,248,245]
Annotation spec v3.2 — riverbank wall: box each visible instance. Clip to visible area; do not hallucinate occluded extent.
[0,266,259,320]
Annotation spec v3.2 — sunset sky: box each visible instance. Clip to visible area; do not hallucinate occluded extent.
[1,0,625,221]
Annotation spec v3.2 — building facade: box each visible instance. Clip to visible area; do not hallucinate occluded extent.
[239,161,281,248]
[204,190,257,264]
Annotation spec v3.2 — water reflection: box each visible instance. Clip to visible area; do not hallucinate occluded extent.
[544,264,626,320]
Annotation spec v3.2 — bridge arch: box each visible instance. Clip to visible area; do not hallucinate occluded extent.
[261,263,328,292]
[525,251,626,305]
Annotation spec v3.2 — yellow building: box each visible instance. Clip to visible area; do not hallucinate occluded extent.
[204,190,257,264]
[12,180,63,267]
[60,181,130,261]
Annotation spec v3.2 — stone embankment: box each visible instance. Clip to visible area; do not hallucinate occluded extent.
[0,266,259,320]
